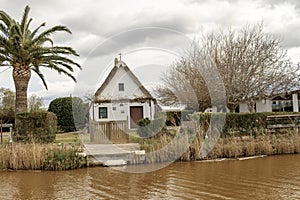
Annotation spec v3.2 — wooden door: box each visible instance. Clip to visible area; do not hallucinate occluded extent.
[130,106,143,129]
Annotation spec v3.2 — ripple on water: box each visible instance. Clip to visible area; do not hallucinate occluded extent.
[0,155,300,199]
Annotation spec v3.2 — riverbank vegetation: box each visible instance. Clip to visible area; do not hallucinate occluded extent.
[1,110,299,170]
[134,112,300,163]
[48,97,86,132]
[136,128,300,164]
[0,132,84,171]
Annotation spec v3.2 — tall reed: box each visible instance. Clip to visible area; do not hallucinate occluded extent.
[0,143,48,170]
[0,143,84,171]
[138,126,300,163]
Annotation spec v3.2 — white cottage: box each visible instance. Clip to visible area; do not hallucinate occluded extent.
[90,58,158,129]
[238,90,300,113]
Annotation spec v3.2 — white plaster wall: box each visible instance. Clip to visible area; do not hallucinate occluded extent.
[292,93,299,112]
[98,67,145,100]
[142,101,154,120]
[92,100,155,122]
[239,103,250,113]
[256,99,272,112]
[89,103,94,120]
[150,100,156,119]
[239,99,272,113]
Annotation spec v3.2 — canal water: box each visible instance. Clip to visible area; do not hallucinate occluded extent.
[1,154,300,199]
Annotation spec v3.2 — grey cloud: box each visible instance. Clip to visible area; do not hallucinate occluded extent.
[185,0,239,5]
[257,0,300,13]
[133,12,196,34]
[82,27,191,59]
[1,1,67,20]
[273,28,300,48]
[262,0,300,8]
[61,9,196,37]
[61,8,193,58]
[61,12,108,36]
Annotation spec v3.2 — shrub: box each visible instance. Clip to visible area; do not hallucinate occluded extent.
[0,143,84,170]
[0,111,15,132]
[14,111,57,143]
[0,110,15,123]
[191,112,297,137]
[42,144,84,170]
[137,117,165,138]
[165,110,194,126]
[0,88,15,118]
[48,97,85,132]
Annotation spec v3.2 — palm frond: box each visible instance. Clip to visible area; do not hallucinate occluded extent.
[0,5,82,91]
[0,36,10,49]
[0,47,9,56]
[0,23,9,35]
[0,54,8,63]
[0,10,13,27]
[30,22,45,39]
[13,22,22,39]
[46,62,77,82]
[32,25,71,45]
[52,61,75,72]
[20,6,30,35]
[41,55,81,69]
[34,46,79,56]
[31,66,48,89]
[39,37,53,46]
[23,18,32,38]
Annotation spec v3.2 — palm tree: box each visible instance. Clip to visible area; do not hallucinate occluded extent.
[0,5,81,113]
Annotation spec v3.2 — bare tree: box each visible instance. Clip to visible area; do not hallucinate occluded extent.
[0,88,15,121]
[156,50,210,111]
[157,23,300,112]
[28,94,44,112]
[0,88,15,110]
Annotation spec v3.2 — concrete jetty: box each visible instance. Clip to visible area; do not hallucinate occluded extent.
[83,143,145,166]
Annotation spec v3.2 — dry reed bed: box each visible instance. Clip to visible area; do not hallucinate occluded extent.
[0,143,84,170]
[140,129,300,164]
[206,133,300,160]
[2,131,299,169]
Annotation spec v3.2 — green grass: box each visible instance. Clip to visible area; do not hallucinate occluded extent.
[55,132,80,144]
[0,132,12,145]
[129,132,143,143]
[0,132,80,146]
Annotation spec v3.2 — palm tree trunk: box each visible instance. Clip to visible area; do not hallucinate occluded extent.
[13,65,31,113]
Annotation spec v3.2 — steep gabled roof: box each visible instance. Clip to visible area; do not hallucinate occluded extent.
[94,58,154,99]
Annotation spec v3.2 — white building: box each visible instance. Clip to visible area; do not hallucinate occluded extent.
[90,58,158,129]
[238,90,300,113]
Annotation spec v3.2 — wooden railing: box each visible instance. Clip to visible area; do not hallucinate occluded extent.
[89,120,129,144]
[267,114,300,132]
[0,121,13,145]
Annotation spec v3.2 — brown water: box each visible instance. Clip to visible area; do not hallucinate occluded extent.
[1,154,300,200]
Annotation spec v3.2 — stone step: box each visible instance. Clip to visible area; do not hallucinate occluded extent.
[83,143,145,166]
[103,159,127,166]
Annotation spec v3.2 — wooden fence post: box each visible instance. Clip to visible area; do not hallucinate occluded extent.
[90,122,94,142]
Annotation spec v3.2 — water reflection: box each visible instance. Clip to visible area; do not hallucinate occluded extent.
[0,155,300,199]
[14,171,55,199]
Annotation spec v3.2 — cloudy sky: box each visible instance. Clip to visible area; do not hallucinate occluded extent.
[1,0,300,106]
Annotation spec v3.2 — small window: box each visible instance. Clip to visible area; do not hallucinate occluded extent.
[99,107,108,119]
[112,107,116,111]
[119,83,124,91]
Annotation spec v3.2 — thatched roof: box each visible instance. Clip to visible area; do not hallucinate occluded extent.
[94,58,155,101]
